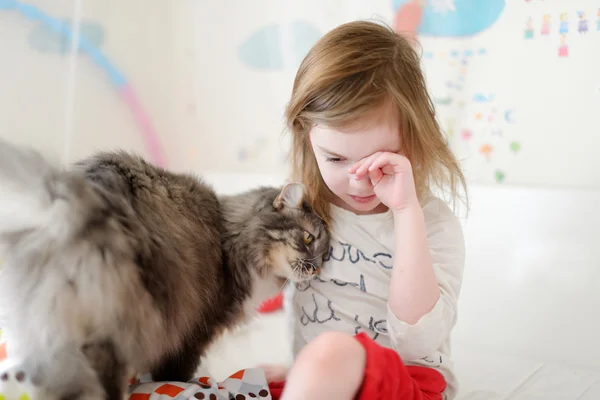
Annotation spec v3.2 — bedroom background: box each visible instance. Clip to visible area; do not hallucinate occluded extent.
[0,0,599,398]
[0,0,598,188]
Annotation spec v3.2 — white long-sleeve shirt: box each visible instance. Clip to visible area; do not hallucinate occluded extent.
[288,194,465,399]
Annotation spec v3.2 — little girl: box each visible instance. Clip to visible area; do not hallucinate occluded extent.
[263,20,467,400]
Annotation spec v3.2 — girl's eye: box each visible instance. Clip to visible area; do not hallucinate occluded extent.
[325,157,344,163]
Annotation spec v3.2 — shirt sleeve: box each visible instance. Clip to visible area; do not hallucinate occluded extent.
[385,197,466,361]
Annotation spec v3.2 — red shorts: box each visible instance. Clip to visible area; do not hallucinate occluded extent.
[268,332,446,400]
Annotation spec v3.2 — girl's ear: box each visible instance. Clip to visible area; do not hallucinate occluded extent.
[273,183,305,210]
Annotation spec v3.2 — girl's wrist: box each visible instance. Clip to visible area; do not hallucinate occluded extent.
[391,200,422,219]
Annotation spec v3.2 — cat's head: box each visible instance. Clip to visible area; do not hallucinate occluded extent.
[259,183,330,283]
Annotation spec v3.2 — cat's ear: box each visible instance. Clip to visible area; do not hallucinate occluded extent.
[273,183,305,210]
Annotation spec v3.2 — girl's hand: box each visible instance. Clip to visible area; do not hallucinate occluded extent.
[348,152,419,213]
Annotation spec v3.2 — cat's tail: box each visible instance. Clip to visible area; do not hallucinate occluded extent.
[0,138,102,245]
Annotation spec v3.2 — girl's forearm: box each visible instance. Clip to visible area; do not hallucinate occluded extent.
[388,206,439,324]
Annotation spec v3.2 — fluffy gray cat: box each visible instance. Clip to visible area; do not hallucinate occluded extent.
[0,139,329,400]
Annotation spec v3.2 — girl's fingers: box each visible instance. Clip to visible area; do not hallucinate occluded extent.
[381,164,396,175]
[356,163,371,178]
[349,159,367,177]
[351,152,406,180]
[368,153,397,174]
[349,156,372,174]
[353,153,380,177]
[351,158,373,180]
[368,166,384,185]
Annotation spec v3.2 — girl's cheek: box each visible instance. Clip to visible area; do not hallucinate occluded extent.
[321,162,347,178]
[326,167,350,188]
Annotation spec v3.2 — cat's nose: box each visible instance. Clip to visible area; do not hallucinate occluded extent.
[301,264,319,275]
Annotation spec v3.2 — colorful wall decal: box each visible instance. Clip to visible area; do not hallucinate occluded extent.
[524,17,534,38]
[495,170,505,183]
[424,47,486,61]
[577,11,589,33]
[238,20,321,70]
[473,93,495,103]
[510,141,521,153]
[0,0,167,167]
[558,34,568,57]
[558,12,569,34]
[540,14,550,35]
[393,0,506,37]
[393,0,423,40]
[434,96,453,105]
[479,143,493,159]
[428,56,520,182]
[504,109,517,124]
[28,18,104,54]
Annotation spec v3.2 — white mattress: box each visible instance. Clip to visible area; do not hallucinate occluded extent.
[452,346,600,399]
[197,178,600,399]
[202,313,600,399]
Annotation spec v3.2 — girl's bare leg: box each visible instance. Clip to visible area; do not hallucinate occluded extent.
[280,332,366,400]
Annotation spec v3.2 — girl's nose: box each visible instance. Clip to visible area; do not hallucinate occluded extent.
[349,173,373,191]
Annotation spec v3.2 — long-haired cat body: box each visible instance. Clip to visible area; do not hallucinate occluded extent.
[0,139,329,400]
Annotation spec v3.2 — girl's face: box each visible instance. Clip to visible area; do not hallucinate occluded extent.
[309,102,402,215]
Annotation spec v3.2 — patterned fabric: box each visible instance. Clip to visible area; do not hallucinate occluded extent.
[0,331,272,400]
[128,369,272,400]
[0,364,272,400]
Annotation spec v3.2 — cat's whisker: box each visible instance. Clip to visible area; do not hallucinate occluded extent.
[299,260,306,272]
[278,275,291,293]
[279,261,300,292]
[293,263,303,281]
[304,254,322,262]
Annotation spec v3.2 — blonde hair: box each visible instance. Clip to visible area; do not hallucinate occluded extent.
[285,20,467,224]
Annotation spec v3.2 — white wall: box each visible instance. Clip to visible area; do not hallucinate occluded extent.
[2,1,598,188]
[421,0,600,187]
[0,0,197,170]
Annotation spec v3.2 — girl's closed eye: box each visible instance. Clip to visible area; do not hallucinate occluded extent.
[325,156,345,163]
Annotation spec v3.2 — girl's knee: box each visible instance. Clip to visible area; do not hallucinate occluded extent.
[298,331,366,371]
[286,332,366,399]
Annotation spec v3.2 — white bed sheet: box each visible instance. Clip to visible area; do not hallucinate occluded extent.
[202,312,600,400]
[453,346,600,399]
[199,174,600,399]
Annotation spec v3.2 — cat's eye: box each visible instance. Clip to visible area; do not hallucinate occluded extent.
[303,231,314,246]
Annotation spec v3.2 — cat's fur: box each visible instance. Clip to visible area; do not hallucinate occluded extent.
[0,139,329,400]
